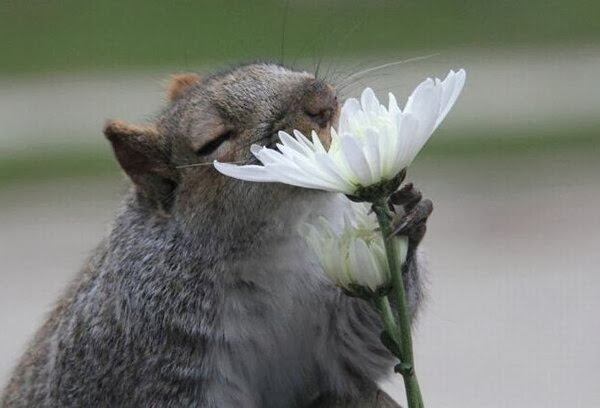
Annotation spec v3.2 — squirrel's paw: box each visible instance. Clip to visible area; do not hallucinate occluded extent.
[389,183,433,247]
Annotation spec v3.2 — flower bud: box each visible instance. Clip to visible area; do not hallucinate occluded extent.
[300,204,408,298]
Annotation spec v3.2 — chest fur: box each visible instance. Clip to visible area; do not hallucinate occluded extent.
[211,239,334,402]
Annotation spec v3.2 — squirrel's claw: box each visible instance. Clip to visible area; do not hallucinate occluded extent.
[393,199,433,236]
[389,183,422,212]
[388,183,433,249]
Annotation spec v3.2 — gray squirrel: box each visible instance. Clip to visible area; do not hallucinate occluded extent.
[1,63,432,408]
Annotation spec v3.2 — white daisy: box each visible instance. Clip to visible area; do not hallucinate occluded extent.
[214,69,466,198]
[300,202,408,295]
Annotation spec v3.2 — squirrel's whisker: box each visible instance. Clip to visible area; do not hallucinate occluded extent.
[176,160,247,169]
[336,53,440,91]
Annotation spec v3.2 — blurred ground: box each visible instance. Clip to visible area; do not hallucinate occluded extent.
[1,146,599,407]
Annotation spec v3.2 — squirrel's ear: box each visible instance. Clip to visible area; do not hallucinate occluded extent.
[104,119,177,211]
[166,73,203,101]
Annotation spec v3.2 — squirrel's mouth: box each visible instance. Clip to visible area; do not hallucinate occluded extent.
[238,130,278,166]
[243,123,332,166]
[260,127,284,149]
[264,132,279,149]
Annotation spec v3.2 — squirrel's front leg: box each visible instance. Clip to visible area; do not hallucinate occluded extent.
[389,182,433,322]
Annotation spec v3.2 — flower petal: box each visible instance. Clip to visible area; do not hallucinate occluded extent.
[393,112,420,170]
[268,164,340,190]
[363,128,382,181]
[213,161,277,182]
[276,130,312,157]
[360,87,380,115]
[313,152,356,191]
[310,130,327,153]
[339,98,361,135]
[255,145,297,166]
[250,144,263,156]
[353,238,382,291]
[340,135,373,186]
[434,69,466,130]
[388,92,401,115]
[292,129,318,153]
[404,78,443,140]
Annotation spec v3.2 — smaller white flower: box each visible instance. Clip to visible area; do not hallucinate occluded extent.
[214,69,466,197]
[300,203,408,296]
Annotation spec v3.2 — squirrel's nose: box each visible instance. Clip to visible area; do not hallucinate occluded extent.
[303,80,339,129]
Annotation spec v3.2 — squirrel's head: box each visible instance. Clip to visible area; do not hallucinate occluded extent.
[104,63,339,222]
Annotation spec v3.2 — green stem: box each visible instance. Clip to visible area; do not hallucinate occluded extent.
[372,199,424,408]
[374,296,403,358]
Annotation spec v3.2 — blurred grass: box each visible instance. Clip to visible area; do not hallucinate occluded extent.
[2,126,598,186]
[1,0,600,74]
[0,147,119,185]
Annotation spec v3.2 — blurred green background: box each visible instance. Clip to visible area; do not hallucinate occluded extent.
[2,0,600,74]
[1,1,599,407]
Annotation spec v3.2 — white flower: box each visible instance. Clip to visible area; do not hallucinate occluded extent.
[300,202,408,295]
[214,69,466,196]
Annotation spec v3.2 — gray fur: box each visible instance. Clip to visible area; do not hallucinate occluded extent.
[1,63,425,408]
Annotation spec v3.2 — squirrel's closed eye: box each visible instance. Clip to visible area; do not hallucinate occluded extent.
[305,108,333,128]
[195,129,235,156]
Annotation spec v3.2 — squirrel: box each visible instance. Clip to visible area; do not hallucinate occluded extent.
[1,63,432,408]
